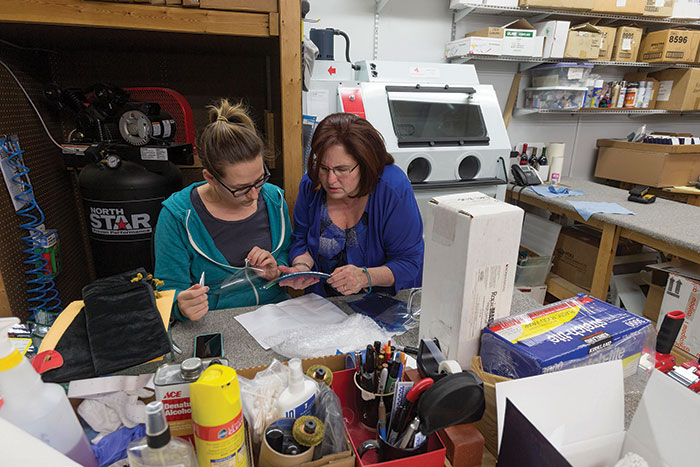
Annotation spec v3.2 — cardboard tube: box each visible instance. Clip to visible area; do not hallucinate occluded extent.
[258,419,314,467]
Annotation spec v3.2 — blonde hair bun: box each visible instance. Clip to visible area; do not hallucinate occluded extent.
[207,98,256,132]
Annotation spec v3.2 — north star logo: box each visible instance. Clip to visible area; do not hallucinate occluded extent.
[328,66,336,76]
[89,207,152,236]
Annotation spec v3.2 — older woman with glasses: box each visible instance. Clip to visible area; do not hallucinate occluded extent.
[279,113,424,297]
[154,99,291,320]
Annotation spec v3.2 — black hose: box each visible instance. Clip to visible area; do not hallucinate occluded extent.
[334,29,360,70]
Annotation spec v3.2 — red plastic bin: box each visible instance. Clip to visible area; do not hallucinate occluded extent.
[331,369,446,467]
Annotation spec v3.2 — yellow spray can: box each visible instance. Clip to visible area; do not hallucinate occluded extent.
[190,364,248,467]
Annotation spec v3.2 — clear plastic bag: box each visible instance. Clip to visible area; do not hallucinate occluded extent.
[347,291,421,334]
[238,359,290,446]
[266,313,393,359]
[208,266,266,296]
[313,384,346,459]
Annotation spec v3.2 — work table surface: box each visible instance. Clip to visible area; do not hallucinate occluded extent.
[513,177,700,254]
[150,290,540,371]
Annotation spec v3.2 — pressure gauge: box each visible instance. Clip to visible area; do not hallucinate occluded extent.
[104,153,121,169]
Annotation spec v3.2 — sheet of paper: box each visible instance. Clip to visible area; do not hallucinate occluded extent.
[68,374,153,398]
[308,89,330,120]
[622,369,700,467]
[496,360,625,465]
[235,294,349,350]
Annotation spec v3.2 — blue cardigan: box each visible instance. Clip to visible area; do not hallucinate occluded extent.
[289,164,424,295]
[154,182,291,320]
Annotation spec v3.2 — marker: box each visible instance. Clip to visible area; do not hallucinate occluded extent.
[377,366,389,395]
[385,361,399,394]
[199,272,205,287]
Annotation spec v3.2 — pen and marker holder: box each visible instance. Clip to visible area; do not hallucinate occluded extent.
[353,372,394,432]
[357,421,428,462]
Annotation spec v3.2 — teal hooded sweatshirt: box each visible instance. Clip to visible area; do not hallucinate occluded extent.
[154,182,291,320]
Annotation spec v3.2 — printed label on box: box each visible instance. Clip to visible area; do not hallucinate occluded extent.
[657,80,673,101]
[622,38,632,51]
[655,0,664,5]
[616,0,627,6]
[568,68,584,80]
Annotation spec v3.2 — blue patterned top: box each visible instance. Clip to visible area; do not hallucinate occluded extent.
[317,199,368,296]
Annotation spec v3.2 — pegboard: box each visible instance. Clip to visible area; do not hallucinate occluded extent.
[0,26,282,321]
[0,47,92,322]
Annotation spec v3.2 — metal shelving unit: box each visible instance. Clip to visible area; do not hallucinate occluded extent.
[452,3,700,25]
[449,54,699,71]
[514,108,700,116]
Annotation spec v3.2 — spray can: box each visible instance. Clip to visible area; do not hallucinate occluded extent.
[624,82,638,108]
[154,357,229,444]
[191,364,248,467]
[642,81,654,108]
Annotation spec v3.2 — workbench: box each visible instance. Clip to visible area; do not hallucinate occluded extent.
[136,290,539,371]
[509,178,700,303]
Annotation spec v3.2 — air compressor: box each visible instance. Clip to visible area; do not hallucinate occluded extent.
[46,83,194,277]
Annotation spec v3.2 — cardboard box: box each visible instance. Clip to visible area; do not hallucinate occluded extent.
[564,23,603,59]
[638,28,700,63]
[519,0,594,9]
[470,357,509,457]
[238,355,355,467]
[445,37,503,58]
[643,283,665,322]
[623,71,660,108]
[645,0,675,17]
[595,138,700,187]
[466,19,543,56]
[595,25,617,60]
[419,192,523,369]
[533,20,571,58]
[672,0,700,18]
[648,68,700,111]
[651,262,700,358]
[550,225,643,290]
[592,0,646,14]
[611,24,643,62]
[495,361,700,467]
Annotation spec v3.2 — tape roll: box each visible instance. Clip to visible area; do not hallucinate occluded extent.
[438,360,462,374]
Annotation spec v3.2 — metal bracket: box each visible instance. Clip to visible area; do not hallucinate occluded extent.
[376,0,389,12]
[455,7,475,23]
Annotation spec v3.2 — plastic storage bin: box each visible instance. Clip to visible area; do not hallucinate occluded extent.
[522,87,587,110]
[531,63,594,87]
[514,255,552,286]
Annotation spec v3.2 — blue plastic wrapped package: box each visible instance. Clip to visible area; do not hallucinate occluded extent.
[480,294,654,379]
[92,424,146,466]
[348,292,418,334]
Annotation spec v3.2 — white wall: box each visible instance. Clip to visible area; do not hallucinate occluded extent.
[306,0,699,180]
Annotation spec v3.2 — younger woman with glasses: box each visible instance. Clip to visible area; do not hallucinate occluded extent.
[280,112,424,296]
[154,99,291,321]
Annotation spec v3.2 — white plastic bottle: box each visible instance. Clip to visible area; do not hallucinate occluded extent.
[276,358,317,418]
[127,401,196,467]
[0,317,97,467]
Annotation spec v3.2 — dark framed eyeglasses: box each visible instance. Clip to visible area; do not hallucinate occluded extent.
[318,163,359,179]
[212,164,271,198]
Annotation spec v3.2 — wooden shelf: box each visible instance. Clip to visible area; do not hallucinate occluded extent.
[0,0,277,37]
[545,272,588,300]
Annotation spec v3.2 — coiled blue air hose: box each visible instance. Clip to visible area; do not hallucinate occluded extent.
[2,136,61,320]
